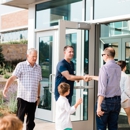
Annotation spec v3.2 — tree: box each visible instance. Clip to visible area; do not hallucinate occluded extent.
[0,45,5,66]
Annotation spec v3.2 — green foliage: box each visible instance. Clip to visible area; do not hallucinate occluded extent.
[0,68,6,75]
[39,40,50,64]
[0,91,4,109]
[42,69,49,78]
[0,45,5,66]
[8,93,17,113]
[1,40,28,44]
[3,74,10,79]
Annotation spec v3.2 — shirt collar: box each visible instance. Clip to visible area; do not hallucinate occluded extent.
[106,59,116,64]
[26,60,37,67]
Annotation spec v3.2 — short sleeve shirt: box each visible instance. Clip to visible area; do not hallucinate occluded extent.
[12,60,42,102]
[55,59,74,98]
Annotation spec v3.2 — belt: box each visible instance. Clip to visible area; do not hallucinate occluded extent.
[105,96,121,100]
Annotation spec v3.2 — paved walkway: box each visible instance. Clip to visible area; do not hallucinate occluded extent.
[23,119,130,130]
[23,118,55,130]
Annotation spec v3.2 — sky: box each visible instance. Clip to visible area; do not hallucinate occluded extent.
[0,4,21,15]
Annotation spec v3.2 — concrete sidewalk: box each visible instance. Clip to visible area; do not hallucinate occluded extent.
[23,118,55,130]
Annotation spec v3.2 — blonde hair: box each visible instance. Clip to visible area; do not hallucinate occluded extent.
[0,115,23,130]
[58,82,70,96]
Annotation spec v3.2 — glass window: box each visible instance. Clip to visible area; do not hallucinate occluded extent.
[35,0,82,29]
[38,36,53,110]
[66,33,77,70]
[1,29,28,42]
[125,42,130,74]
[101,20,130,38]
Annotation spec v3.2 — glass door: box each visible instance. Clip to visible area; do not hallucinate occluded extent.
[65,29,82,121]
[35,20,94,130]
[35,30,58,121]
[60,20,94,130]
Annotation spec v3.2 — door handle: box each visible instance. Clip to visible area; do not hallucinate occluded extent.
[74,86,93,89]
[49,74,55,93]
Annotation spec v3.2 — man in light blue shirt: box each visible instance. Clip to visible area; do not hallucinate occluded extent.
[90,47,121,130]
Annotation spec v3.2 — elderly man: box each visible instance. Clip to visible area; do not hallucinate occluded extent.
[3,48,42,130]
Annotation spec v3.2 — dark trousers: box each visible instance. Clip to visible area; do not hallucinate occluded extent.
[17,98,37,130]
[96,96,121,130]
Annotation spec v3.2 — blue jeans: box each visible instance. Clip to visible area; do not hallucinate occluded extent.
[96,96,121,130]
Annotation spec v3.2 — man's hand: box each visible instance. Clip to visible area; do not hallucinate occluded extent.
[37,98,40,106]
[3,75,16,97]
[83,75,92,82]
[97,106,104,117]
[3,87,8,97]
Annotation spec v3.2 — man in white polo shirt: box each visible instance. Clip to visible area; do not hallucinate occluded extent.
[3,48,42,130]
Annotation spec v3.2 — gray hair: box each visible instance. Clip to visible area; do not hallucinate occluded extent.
[27,48,37,55]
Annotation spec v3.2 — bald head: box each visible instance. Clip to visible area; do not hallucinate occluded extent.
[104,47,115,58]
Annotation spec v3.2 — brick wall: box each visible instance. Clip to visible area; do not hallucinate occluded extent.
[1,10,28,30]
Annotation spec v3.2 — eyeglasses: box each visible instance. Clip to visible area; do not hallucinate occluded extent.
[102,54,106,57]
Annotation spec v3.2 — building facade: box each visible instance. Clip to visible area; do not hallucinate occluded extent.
[1,0,130,130]
[0,9,28,43]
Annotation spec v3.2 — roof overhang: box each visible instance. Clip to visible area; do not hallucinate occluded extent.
[0,0,50,9]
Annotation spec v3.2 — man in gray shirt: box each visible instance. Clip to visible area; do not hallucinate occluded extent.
[90,47,121,130]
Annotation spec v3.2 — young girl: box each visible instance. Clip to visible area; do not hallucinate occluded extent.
[55,82,82,130]
[117,60,130,125]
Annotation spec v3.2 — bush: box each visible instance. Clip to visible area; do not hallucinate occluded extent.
[0,68,6,75]
[4,74,11,79]
[8,92,17,113]
[0,91,5,109]
[2,40,28,44]
[0,45,5,66]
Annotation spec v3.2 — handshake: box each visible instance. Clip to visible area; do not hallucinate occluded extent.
[83,75,92,82]
[82,75,98,82]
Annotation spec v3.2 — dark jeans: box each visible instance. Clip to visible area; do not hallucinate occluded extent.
[96,96,121,130]
[17,98,37,130]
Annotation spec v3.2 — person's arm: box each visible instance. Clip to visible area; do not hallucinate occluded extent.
[97,96,104,117]
[37,82,41,106]
[74,98,82,109]
[90,76,99,81]
[96,67,107,117]
[3,75,17,97]
[61,71,85,81]
[123,75,130,97]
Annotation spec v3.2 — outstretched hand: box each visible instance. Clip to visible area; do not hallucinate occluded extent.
[83,75,92,82]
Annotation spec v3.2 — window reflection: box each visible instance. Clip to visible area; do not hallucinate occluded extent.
[38,36,52,110]
[66,33,77,71]
[125,42,130,74]
[101,20,130,37]
[36,0,82,29]
[1,29,28,42]
[66,32,77,116]
[83,92,88,120]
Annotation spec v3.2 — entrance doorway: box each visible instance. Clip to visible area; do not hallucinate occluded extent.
[35,20,95,130]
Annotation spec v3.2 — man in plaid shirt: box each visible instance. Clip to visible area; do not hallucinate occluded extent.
[3,48,42,130]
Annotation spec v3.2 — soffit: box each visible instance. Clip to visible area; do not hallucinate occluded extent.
[1,0,50,9]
